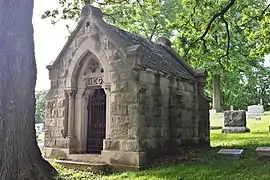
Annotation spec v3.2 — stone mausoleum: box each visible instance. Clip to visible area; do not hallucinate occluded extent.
[43,4,210,170]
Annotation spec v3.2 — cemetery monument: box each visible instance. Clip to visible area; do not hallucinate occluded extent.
[222,110,250,133]
[43,3,210,170]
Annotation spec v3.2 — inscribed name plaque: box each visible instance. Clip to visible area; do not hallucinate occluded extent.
[85,77,103,86]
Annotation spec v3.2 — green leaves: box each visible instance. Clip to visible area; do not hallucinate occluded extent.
[42,0,270,109]
[35,91,47,124]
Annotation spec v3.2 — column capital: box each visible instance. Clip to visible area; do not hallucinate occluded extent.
[65,89,77,98]
[102,84,111,96]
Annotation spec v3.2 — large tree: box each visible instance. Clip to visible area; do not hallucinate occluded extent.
[0,1,55,179]
[43,0,270,109]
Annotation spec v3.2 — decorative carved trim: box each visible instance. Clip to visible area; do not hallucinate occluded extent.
[65,89,77,98]
[102,84,111,96]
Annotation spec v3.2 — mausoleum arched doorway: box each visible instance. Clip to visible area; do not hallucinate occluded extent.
[86,87,106,154]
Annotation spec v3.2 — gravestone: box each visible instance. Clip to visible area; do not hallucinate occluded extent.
[42,3,211,170]
[217,149,244,158]
[210,126,222,130]
[209,109,217,116]
[255,147,270,157]
[247,105,264,118]
[222,110,250,133]
[255,116,261,121]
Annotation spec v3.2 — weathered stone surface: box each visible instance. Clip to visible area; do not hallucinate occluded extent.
[120,140,140,151]
[55,138,69,148]
[210,126,222,130]
[256,147,270,157]
[43,147,68,159]
[221,127,250,133]
[128,128,138,139]
[103,139,120,150]
[111,82,128,92]
[224,110,247,127]
[111,103,128,115]
[44,139,55,147]
[217,149,244,158]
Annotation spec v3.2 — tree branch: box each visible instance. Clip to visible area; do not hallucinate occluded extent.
[194,0,236,44]
[136,0,145,13]
[221,15,230,60]
[241,3,270,26]
[184,0,235,57]
[149,21,158,41]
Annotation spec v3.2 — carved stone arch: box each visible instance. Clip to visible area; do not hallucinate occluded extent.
[65,37,111,89]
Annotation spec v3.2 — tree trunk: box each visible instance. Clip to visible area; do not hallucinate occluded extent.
[0,1,56,179]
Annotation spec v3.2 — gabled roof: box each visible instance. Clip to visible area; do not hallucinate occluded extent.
[108,25,197,80]
[46,19,84,68]
[47,5,204,81]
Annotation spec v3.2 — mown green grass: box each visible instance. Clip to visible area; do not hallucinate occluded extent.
[55,112,270,180]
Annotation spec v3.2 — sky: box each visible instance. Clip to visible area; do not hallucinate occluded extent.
[33,0,270,91]
[33,0,71,90]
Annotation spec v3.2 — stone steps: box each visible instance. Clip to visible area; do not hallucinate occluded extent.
[46,153,111,173]
[68,154,104,163]
[47,159,111,173]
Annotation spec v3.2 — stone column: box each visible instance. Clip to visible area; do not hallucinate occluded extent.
[102,84,111,139]
[193,82,199,144]
[66,89,77,138]
[63,91,69,137]
[213,74,222,112]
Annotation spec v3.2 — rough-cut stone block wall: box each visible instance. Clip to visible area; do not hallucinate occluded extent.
[137,71,170,157]
[198,92,210,146]
[137,70,209,158]
[44,88,69,148]
[45,60,69,149]
[103,59,141,153]
[170,80,198,147]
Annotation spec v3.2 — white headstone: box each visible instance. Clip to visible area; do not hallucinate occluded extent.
[247,105,264,118]
[209,109,217,116]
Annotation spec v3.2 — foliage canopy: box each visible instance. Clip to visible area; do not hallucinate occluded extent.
[42,0,270,109]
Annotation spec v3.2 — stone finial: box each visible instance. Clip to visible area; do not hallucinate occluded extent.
[156,37,172,47]
[81,2,102,18]
[195,69,207,77]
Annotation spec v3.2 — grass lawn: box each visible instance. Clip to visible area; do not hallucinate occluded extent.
[54,112,270,180]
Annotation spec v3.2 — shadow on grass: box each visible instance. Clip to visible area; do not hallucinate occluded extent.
[211,131,270,150]
[106,131,270,180]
